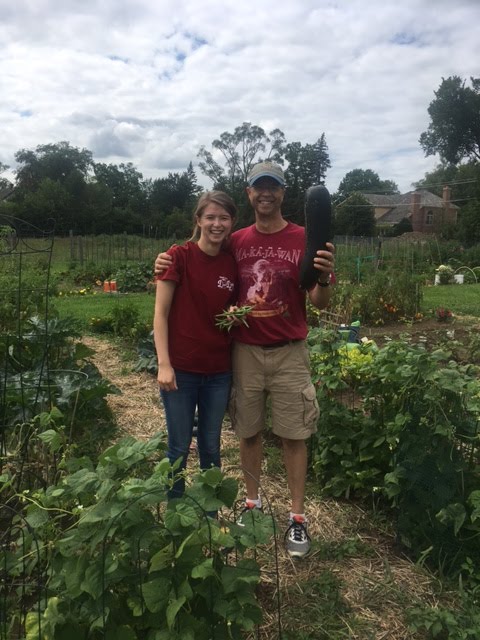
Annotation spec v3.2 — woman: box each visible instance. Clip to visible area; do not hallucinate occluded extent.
[154,191,237,499]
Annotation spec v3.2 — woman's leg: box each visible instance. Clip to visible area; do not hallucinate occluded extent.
[161,370,199,498]
[196,371,232,471]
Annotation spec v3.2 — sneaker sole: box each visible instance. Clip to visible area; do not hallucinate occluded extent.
[287,549,310,558]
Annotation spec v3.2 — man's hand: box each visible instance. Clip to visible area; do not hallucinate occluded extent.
[154,251,173,276]
[313,242,335,284]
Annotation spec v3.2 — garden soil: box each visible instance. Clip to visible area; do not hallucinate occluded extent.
[83,324,469,639]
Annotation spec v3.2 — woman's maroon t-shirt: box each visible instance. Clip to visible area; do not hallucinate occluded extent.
[157,242,237,374]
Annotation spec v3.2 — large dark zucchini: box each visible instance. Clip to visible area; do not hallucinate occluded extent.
[299,185,332,290]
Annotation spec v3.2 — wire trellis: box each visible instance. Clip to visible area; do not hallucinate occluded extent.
[1,476,284,639]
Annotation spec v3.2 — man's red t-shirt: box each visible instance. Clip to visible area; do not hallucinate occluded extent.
[229,223,308,345]
[157,242,237,374]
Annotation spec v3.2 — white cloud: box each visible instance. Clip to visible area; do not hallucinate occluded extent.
[1,0,479,196]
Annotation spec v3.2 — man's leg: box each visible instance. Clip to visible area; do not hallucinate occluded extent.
[239,433,263,500]
[230,342,266,504]
[281,437,307,514]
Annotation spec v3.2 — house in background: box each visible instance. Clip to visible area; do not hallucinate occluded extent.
[360,186,459,234]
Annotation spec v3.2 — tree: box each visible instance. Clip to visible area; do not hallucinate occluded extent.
[415,161,480,204]
[14,141,93,191]
[283,135,331,221]
[456,199,480,247]
[93,161,149,232]
[0,162,11,191]
[419,76,480,165]
[148,163,202,236]
[197,122,286,199]
[334,193,376,236]
[335,169,399,203]
[15,178,73,232]
[415,161,480,246]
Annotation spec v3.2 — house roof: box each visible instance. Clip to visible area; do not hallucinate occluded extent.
[359,189,459,224]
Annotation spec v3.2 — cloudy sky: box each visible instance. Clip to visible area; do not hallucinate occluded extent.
[1,0,479,195]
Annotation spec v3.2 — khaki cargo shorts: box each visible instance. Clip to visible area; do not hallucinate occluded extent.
[229,340,319,440]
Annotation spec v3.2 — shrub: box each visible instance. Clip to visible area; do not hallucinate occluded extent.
[2,435,268,639]
[113,262,152,292]
[435,264,454,284]
[339,270,423,325]
[309,329,480,577]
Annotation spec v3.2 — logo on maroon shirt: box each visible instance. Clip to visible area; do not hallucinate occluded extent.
[217,276,234,291]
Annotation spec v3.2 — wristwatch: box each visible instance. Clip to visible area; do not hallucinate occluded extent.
[317,274,331,287]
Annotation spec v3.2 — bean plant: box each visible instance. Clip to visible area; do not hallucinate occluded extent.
[308,328,480,581]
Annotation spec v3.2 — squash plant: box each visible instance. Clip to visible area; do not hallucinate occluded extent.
[2,432,269,639]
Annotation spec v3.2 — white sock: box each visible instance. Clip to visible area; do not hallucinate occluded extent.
[290,512,307,522]
[246,496,262,509]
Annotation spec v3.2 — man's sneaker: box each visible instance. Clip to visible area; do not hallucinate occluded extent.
[236,500,262,527]
[285,516,311,558]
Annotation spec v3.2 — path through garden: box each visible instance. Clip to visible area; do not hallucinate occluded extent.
[84,334,458,639]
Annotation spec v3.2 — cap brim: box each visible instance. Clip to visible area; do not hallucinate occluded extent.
[248,172,286,187]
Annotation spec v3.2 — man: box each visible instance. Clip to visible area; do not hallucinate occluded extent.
[155,162,335,557]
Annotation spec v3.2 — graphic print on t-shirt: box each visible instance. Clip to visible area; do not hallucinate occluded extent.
[243,258,291,317]
[230,223,308,344]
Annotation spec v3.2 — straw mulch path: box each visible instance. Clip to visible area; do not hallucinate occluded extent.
[85,335,447,639]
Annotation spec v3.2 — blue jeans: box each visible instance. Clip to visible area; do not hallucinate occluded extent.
[160,369,232,499]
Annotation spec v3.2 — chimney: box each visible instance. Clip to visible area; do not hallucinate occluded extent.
[442,185,451,204]
[442,185,453,224]
[411,191,421,232]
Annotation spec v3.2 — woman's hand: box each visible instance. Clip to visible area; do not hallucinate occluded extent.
[157,364,177,391]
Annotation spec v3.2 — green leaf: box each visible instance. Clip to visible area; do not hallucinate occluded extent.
[201,467,223,485]
[217,476,238,508]
[176,578,194,600]
[105,626,137,640]
[436,503,466,536]
[80,562,103,599]
[150,543,175,572]
[142,578,170,613]
[127,596,144,617]
[191,557,215,579]
[167,596,186,629]
[164,504,199,529]
[64,555,89,597]
[65,469,99,495]
[25,505,49,529]
[80,500,123,524]
[468,490,480,522]
[221,559,260,594]
[175,531,200,559]
[38,428,63,452]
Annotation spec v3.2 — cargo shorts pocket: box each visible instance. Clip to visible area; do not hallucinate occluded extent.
[302,384,320,432]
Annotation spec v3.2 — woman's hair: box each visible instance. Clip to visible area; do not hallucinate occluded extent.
[189,191,237,242]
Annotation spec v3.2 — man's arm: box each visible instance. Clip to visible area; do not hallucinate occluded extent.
[307,242,335,310]
[154,251,174,276]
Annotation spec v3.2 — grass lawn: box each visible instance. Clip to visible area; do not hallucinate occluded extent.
[52,291,156,329]
[53,282,480,332]
[422,283,480,317]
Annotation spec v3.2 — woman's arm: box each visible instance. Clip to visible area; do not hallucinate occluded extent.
[153,279,177,391]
